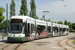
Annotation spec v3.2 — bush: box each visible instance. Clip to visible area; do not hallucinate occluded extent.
[73,40,75,44]
[5,32,8,36]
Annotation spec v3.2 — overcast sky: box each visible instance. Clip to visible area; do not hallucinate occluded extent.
[0,0,75,23]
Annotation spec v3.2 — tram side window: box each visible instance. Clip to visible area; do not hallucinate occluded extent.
[60,28,61,31]
[28,23,30,34]
[54,27,58,33]
[47,26,51,33]
[24,23,27,34]
[63,28,66,32]
[31,24,35,33]
[37,25,45,35]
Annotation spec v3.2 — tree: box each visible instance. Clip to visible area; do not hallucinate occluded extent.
[46,19,51,22]
[29,0,37,18]
[0,23,3,29]
[40,18,43,20]
[54,21,58,23]
[2,20,10,29]
[67,22,72,28]
[58,21,63,24]
[36,17,39,19]
[10,0,15,17]
[20,0,28,15]
[0,7,5,23]
[64,20,68,25]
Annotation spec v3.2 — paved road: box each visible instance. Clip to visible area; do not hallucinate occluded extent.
[0,36,7,42]
[0,33,75,50]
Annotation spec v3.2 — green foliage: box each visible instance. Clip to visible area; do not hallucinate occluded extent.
[20,0,28,15]
[0,20,10,30]
[64,20,68,25]
[29,0,37,18]
[71,23,75,30]
[67,22,72,28]
[45,19,50,22]
[40,18,43,20]
[0,7,5,23]
[5,32,8,36]
[64,20,72,28]
[54,21,58,23]
[36,17,39,19]
[10,0,15,17]
[73,40,75,44]
[2,20,10,29]
[58,21,63,24]
[0,34,3,36]
[0,23,3,29]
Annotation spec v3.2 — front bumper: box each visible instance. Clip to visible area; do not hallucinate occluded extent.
[8,37,25,42]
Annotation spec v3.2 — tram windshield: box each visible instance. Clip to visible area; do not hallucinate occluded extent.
[11,23,23,33]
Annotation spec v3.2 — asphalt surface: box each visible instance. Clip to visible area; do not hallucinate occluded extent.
[0,33,75,50]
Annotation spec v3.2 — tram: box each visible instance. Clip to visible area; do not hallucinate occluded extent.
[7,16,69,42]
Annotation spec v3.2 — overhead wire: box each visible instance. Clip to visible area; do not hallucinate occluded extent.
[62,0,75,13]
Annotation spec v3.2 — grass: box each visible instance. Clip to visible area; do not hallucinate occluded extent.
[0,32,8,36]
[73,40,75,44]
[0,34,3,36]
[69,31,75,33]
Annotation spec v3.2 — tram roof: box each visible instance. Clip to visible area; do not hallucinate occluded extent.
[11,16,35,23]
[66,25,69,28]
[36,19,46,26]
[59,24,63,27]
[52,23,59,27]
[47,22,51,26]
[63,25,67,28]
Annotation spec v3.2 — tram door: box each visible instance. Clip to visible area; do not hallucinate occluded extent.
[47,26,51,37]
[30,24,35,40]
[59,28,63,36]
[24,23,30,41]
[63,28,66,35]
[54,26,58,36]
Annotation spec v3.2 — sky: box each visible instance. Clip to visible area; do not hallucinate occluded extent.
[0,0,75,23]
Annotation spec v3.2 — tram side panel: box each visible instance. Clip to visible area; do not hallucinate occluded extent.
[47,22,52,37]
[35,20,47,39]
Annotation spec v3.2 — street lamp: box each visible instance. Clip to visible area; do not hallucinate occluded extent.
[42,11,49,21]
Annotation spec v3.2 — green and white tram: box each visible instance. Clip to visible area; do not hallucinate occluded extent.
[7,16,69,42]
[8,16,35,42]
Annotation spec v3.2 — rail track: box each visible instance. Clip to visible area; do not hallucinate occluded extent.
[0,43,11,50]
[0,42,22,50]
[58,39,75,50]
[66,40,75,49]
[58,40,67,50]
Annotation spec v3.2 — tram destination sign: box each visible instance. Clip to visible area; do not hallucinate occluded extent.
[11,19,23,23]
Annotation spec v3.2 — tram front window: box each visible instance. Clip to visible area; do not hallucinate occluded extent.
[11,23,23,33]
